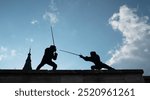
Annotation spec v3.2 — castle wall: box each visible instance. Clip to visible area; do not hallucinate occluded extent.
[0,70,144,83]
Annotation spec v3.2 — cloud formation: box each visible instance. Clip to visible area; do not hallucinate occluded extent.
[0,46,17,61]
[43,0,59,25]
[31,19,39,25]
[107,5,150,75]
[10,50,17,57]
[25,38,34,43]
[0,46,7,61]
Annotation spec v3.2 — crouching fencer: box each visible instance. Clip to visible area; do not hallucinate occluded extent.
[79,51,115,70]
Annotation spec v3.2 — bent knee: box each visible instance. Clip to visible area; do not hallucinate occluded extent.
[91,66,95,70]
[53,63,57,68]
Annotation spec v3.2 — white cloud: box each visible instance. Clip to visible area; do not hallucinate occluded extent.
[107,5,150,75]
[31,19,39,25]
[43,0,59,25]
[10,50,17,56]
[0,46,7,61]
[43,12,58,25]
[0,46,7,52]
[0,46,17,61]
[0,55,6,61]
[26,38,34,43]
[48,0,58,11]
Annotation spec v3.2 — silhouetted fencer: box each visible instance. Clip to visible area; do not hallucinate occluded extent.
[36,45,58,70]
[79,51,115,70]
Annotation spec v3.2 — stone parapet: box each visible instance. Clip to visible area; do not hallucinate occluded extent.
[0,69,144,83]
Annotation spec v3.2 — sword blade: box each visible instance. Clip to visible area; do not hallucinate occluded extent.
[59,49,79,56]
[51,26,55,45]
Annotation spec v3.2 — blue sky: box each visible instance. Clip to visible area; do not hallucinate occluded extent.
[0,0,150,75]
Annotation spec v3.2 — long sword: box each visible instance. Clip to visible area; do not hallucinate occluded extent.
[59,49,80,56]
[51,26,55,45]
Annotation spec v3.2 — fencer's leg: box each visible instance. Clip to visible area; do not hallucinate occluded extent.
[52,63,57,70]
[91,65,96,70]
[102,63,115,70]
[36,62,45,70]
[97,66,102,70]
[47,61,57,70]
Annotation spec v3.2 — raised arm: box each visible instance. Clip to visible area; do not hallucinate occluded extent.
[79,55,91,61]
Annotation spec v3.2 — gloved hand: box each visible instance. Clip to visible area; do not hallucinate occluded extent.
[53,52,58,60]
[55,52,58,56]
[79,55,83,58]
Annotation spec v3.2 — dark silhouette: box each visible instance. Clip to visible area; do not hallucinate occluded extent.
[36,45,58,70]
[79,51,115,70]
[23,48,32,71]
